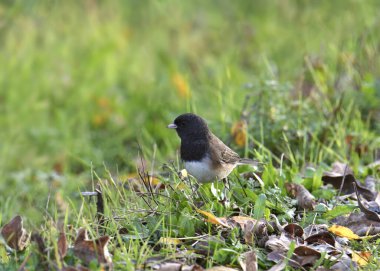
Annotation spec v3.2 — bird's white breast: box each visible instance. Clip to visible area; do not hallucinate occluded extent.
[184,156,236,183]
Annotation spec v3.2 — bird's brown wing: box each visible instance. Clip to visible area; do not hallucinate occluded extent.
[208,133,240,166]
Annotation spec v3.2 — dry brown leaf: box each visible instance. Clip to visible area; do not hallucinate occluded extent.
[183,265,204,271]
[330,254,358,270]
[364,176,378,192]
[322,162,375,201]
[328,225,360,240]
[292,245,321,267]
[267,261,287,271]
[73,228,112,266]
[284,223,304,238]
[265,234,291,252]
[240,251,258,271]
[294,245,321,257]
[244,220,268,247]
[353,182,380,222]
[307,242,340,257]
[303,224,329,237]
[229,216,257,229]
[57,230,68,259]
[304,231,335,247]
[285,183,316,210]
[1,215,30,251]
[205,267,239,271]
[196,209,231,228]
[153,262,183,271]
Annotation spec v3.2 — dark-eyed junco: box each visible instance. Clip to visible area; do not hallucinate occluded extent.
[168,113,257,183]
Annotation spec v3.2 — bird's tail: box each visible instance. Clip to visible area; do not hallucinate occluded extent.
[237,158,259,167]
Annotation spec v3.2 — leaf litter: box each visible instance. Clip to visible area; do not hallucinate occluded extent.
[1,160,380,270]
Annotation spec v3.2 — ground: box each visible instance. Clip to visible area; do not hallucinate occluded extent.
[0,1,380,270]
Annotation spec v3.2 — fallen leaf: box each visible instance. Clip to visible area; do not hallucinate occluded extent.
[304,231,335,247]
[244,251,258,271]
[229,216,257,229]
[367,160,380,170]
[285,183,316,210]
[158,237,182,246]
[328,225,360,240]
[292,245,321,267]
[1,215,30,251]
[294,245,321,257]
[231,120,247,147]
[244,220,268,247]
[73,228,112,266]
[330,254,358,270]
[352,251,371,266]
[153,262,182,271]
[284,223,304,238]
[331,212,380,236]
[303,224,328,237]
[267,250,285,263]
[205,267,239,271]
[322,162,375,201]
[307,242,340,257]
[267,260,287,271]
[57,229,68,259]
[364,176,378,192]
[353,182,380,222]
[265,234,291,253]
[196,209,231,228]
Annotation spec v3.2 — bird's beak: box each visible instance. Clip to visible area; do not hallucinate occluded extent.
[167,123,177,129]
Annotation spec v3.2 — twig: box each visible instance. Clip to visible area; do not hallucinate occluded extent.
[333,163,349,208]
[96,184,105,228]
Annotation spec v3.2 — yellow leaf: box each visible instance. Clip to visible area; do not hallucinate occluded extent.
[352,251,371,266]
[179,169,188,178]
[328,225,360,240]
[196,209,231,228]
[158,237,182,245]
[172,73,191,98]
[231,120,247,147]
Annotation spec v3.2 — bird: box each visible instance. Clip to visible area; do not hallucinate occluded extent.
[168,113,257,183]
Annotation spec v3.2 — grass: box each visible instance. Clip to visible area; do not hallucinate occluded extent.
[0,0,380,270]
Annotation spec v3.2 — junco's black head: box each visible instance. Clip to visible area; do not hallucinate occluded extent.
[168,113,209,140]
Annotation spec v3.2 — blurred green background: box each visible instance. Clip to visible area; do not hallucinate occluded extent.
[0,0,380,222]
